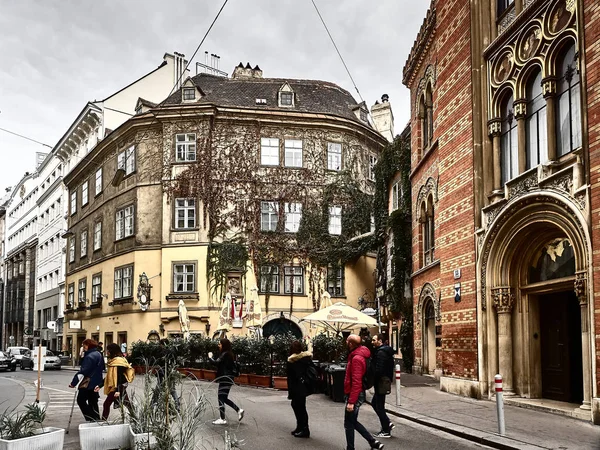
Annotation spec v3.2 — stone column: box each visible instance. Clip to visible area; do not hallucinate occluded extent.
[574,272,592,410]
[488,119,503,200]
[492,286,515,395]
[542,78,557,163]
[515,0,523,14]
[514,101,527,175]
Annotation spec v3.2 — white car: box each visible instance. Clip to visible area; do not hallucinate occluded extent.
[6,347,30,361]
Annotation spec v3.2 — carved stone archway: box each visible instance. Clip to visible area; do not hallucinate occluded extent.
[262,312,308,337]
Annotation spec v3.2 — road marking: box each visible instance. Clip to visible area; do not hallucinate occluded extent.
[43,386,73,394]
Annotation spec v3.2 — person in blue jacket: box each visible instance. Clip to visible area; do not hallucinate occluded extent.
[69,339,105,421]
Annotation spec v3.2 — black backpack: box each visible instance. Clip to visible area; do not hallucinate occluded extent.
[362,357,375,390]
[302,362,318,395]
[232,360,241,377]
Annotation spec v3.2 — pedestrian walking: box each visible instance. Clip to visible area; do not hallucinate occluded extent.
[208,338,243,425]
[69,339,105,422]
[94,343,135,420]
[151,339,180,410]
[343,334,384,450]
[286,340,314,438]
[370,335,395,439]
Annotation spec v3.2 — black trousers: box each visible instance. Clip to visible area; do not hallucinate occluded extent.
[218,382,239,419]
[291,395,309,430]
[371,392,391,432]
[77,389,100,422]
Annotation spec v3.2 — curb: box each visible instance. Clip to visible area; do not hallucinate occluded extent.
[382,405,546,450]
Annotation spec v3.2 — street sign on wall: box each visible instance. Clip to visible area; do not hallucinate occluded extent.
[69,320,81,329]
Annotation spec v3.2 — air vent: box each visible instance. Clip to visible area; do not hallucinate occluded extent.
[255,98,267,105]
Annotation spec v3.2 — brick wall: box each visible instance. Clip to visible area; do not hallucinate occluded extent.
[583,0,600,396]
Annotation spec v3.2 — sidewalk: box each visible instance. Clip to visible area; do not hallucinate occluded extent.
[376,374,600,450]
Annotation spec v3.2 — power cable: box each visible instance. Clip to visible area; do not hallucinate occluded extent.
[0,127,52,148]
[309,0,366,105]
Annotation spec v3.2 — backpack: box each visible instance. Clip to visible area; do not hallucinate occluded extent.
[362,357,375,391]
[302,363,318,395]
[232,360,241,378]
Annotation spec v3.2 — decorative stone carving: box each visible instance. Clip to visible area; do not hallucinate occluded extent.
[513,101,527,119]
[574,272,587,305]
[544,173,573,197]
[518,27,541,62]
[488,119,502,137]
[498,7,516,34]
[492,287,515,313]
[508,171,538,199]
[493,51,513,85]
[418,282,441,322]
[542,79,557,97]
[415,177,439,216]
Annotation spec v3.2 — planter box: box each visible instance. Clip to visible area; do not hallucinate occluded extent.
[234,374,249,385]
[79,422,130,450]
[129,426,156,449]
[247,374,271,387]
[177,368,202,379]
[273,376,288,390]
[203,369,216,381]
[0,427,64,450]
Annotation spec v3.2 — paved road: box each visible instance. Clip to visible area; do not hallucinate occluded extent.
[0,374,25,412]
[1,368,493,450]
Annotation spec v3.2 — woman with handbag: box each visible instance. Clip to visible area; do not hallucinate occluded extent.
[94,343,135,420]
[286,340,313,438]
[208,338,243,425]
[68,339,105,421]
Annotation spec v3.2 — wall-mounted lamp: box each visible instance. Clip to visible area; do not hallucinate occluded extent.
[61,230,74,239]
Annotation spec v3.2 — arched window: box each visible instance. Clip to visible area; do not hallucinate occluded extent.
[420,86,433,152]
[556,44,582,156]
[526,70,548,169]
[422,195,435,265]
[501,94,518,185]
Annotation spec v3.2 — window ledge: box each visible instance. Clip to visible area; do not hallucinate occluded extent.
[166,292,199,302]
[411,259,440,279]
[110,297,134,306]
[114,235,135,244]
[172,160,197,165]
[171,228,199,232]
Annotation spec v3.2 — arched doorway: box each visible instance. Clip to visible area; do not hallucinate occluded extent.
[262,318,302,340]
[422,299,436,375]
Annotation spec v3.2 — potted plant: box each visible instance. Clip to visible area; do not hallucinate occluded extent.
[0,404,64,450]
[79,422,130,450]
[231,336,250,385]
[202,337,219,381]
[246,338,271,386]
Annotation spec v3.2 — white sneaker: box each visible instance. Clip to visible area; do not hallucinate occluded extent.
[212,418,227,425]
[238,409,244,421]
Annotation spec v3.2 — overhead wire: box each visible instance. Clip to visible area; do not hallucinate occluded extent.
[0,126,53,148]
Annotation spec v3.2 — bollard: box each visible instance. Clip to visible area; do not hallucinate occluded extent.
[495,374,505,436]
[395,364,401,406]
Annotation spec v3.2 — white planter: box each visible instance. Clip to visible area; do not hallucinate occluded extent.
[129,426,156,449]
[79,423,130,450]
[0,427,65,450]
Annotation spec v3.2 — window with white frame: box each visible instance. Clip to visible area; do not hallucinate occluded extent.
[259,265,279,293]
[78,278,87,304]
[91,274,102,303]
[70,191,77,215]
[173,263,195,292]
[260,138,279,166]
[327,142,342,171]
[327,264,345,296]
[391,182,400,212]
[175,198,196,229]
[368,155,377,182]
[284,139,303,167]
[69,237,75,262]
[118,146,136,175]
[95,168,102,195]
[94,222,102,251]
[261,201,278,231]
[114,265,133,299]
[279,91,293,106]
[176,133,197,162]
[284,202,302,232]
[328,206,342,235]
[82,181,89,206]
[284,266,304,294]
[183,87,195,101]
[80,231,87,257]
[116,205,134,240]
[67,283,74,306]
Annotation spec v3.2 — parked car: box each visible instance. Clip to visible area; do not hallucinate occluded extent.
[6,346,30,361]
[56,351,72,366]
[20,349,62,370]
[0,351,17,371]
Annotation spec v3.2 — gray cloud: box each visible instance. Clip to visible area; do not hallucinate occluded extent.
[0,0,429,190]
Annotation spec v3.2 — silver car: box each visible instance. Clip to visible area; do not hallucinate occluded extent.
[20,350,62,370]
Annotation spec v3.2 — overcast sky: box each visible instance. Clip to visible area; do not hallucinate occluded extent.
[0,0,429,192]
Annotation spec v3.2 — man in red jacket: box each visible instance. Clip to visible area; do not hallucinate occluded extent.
[343,334,384,450]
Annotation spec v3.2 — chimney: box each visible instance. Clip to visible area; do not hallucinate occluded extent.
[172,52,187,90]
[232,62,263,79]
[371,94,394,142]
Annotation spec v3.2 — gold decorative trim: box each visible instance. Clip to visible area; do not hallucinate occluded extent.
[492,286,515,313]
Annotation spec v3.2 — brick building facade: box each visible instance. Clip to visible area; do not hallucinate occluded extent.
[404,0,600,423]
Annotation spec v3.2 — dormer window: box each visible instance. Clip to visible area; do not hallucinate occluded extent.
[183,88,196,101]
[360,109,368,122]
[280,92,293,106]
[135,105,143,115]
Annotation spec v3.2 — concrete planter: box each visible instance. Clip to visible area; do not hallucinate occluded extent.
[234,374,249,385]
[129,426,156,449]
[79,422,130,450]
[247,374,271,387]
[203,369,216,381]
[0,427,64,450]
[273,376,288,390]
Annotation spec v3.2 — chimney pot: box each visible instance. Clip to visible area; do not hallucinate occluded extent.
[381,94,389,102]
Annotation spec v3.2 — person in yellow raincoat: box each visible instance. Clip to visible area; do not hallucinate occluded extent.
[94,343,135,420]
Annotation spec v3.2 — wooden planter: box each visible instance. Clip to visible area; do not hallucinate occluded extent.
[247,374,271,387]
[203,369,217,381]
[234,374,250,385]
[272,376,288,390]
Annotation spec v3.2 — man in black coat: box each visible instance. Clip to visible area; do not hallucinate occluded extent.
[370,335,395,438]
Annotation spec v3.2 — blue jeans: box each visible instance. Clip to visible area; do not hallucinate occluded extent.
[371,392,391,432]
[344,392,375,450]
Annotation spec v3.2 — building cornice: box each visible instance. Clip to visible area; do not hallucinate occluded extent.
[403,1,436,87]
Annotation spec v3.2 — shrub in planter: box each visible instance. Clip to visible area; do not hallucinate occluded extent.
[0,404,64,450]
[312,333,347,363]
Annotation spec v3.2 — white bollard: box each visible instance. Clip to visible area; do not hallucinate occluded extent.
[495,374,505,436]
[395,364,401,406]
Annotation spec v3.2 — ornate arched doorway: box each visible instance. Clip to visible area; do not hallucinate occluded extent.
[262,318,302,340]
[423,299,436,375]
[480,194,592,410]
